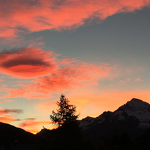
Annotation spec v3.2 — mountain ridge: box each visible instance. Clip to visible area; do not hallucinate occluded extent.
[80,98,150,129]
[0,98,150,147]
[0,122,37,144]
[79,98,150,143]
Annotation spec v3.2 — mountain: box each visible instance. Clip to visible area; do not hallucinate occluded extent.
[35,98,150,149]
[0,122,37,144]
[79,116,95,130]
[116,98,150,128]
[0,122,40,150]
[80,98,150,143]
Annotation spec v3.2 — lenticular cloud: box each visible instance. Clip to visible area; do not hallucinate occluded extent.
[0,0,149,37]
[0,48,57,78]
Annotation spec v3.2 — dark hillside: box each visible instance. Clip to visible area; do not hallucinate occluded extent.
[0,122,38,144]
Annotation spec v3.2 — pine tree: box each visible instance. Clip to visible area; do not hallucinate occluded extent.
[49,95,82,150]
[50,94,79,126]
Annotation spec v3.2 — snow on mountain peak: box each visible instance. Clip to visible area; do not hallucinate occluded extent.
[80,98,150,130]
[118,98,150,112]
[127,98,150,109]
[116,98,150,128]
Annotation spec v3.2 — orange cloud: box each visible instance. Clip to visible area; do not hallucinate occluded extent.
[27,37,45,48]
[0,47,113,99]
[0,107,23,124]
[0,116,19,124]
[18,118,54,134]
[0,48,57,78]
[34,62,110,90]
[1,61,112,99]
[0,0,149,37]
[0,29,16,38]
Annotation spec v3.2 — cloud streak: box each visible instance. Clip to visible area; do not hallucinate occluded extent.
[0,0,149,37]
[1,62,112,99]
[0,116,19,123]
[0,109,23,115]
[0,108,22,124]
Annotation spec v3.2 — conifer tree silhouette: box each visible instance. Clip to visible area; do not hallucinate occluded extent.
[49,95,82,150]
[50,94,79,126]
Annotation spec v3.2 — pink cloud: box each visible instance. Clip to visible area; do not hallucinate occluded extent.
[34,62,110,89]
[0,35,44,49]
[0,0,149,37]
[0,116,19,123]
[0,48,57,78]
[1,61,112,99]
[59,58,78,65]
[27,37,45,48]
[134,78,143,82]
[0,29,16,38]
[0,47,113,99]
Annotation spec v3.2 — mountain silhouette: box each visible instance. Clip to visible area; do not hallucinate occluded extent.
[80,98,150,143]
[0,122,40,150]
[1,98,150,150]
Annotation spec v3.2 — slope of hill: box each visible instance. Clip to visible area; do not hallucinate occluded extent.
[0,122,37,144]
[0,122,40,150]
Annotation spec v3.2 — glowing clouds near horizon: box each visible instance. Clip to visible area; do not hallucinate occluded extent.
[0,0,149,37]
[0,108,23,124]
[0,48,57,78]
[18,118,54,134]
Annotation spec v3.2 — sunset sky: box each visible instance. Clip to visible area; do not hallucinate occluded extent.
[0,0,150,134]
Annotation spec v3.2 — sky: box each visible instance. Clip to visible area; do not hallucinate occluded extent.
[0,0,150,134]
